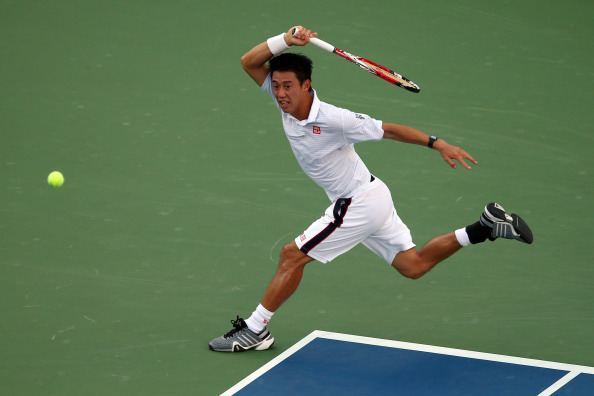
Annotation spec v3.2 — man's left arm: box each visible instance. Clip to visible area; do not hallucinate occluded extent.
[382,122,477,170]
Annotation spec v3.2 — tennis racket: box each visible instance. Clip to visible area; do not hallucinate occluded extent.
[293,29,420,93]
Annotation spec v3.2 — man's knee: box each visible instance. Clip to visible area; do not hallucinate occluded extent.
[279,241,312,271]
[392,249,429,280]
[280,241,299,258]
[395,263,426,280]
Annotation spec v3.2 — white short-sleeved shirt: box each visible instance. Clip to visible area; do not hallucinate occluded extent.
[261,73,384,202]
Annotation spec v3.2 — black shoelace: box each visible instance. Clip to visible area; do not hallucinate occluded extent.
[224,316,246,338]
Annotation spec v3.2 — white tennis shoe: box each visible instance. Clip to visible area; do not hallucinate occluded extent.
[209,317,275,352]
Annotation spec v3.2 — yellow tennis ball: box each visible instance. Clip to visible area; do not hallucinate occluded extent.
[47,171,65,187]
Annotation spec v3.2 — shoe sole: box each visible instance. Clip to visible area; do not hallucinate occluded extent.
[208,336,275,353]
[510,213,533,244]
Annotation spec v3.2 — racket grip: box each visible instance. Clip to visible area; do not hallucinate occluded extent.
[309,37,335,53]
[292,28,335,53]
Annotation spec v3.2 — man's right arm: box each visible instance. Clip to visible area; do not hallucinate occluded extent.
[240,41,275,87]
[240,26,317,87]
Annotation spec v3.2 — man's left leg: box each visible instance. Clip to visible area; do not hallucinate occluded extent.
[392,232,461,279]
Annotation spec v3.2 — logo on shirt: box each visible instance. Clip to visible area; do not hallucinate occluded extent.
[313,126,321,135]
[355,114,366,120]
[300,233,307,242]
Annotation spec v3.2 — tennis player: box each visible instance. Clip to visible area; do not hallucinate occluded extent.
[209,26,533,352]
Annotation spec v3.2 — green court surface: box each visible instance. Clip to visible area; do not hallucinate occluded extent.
[1,0,592,394]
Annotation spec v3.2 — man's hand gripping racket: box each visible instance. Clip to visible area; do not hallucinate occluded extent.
[291,27,420,93]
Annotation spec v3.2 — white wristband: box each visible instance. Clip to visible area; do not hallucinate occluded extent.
[267,33,290,55]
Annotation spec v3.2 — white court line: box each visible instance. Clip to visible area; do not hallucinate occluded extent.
[220,331,319,396]
[538,371,581,396]
[222,330,594,395]
[314,331,594,374]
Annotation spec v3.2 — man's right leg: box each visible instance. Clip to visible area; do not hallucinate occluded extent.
[208,241,313,352]
[260,241,315,312]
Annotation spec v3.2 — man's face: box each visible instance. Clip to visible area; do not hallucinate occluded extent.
[271,71,311,116]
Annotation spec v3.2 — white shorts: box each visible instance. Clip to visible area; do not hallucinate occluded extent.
[295,178,415,264]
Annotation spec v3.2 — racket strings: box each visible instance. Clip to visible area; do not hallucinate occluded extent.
[334,48,420,92]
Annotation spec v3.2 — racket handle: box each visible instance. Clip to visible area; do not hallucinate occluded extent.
[309,37,335,53]
[292,28,335,53]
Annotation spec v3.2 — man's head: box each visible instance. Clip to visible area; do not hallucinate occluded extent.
[268,53,314,119]
[269,53,313,85]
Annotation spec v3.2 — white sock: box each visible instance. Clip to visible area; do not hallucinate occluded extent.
[245,304,274,334]
[455,227,471,247]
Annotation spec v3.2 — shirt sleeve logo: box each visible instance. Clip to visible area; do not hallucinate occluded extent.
[313,126,321,135]
[355,114,365,120]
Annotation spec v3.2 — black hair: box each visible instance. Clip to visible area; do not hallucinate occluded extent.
[269,53,313,85]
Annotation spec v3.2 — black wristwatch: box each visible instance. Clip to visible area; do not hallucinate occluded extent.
[428,135,438,149]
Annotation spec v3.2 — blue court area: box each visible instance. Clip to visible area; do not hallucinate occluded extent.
[223,331,594,395]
